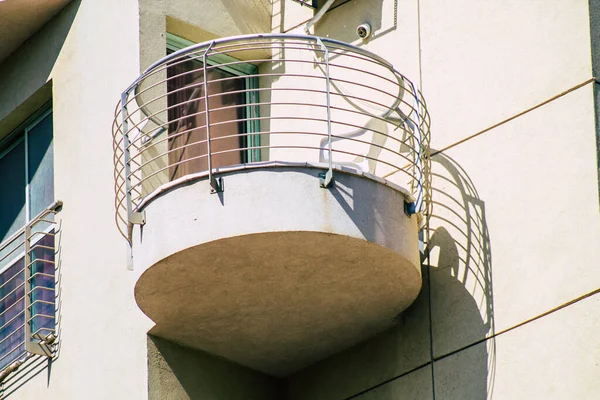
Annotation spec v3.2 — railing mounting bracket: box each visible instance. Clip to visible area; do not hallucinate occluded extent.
[318,171,333,188]
[315,37,334,190]
[404,201,417,216]
[129,211,146,225]
[210,176,224,194]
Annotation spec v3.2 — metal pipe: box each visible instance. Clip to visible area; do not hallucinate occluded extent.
[304,0,336,35]
[317,37,333,187]
[24,221,33,355]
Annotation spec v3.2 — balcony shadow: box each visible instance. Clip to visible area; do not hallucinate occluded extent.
[425,151,496,399]
[330,151,495,399]
[271,0,284,33]
[326,173,401,254]
[148,335,282,399]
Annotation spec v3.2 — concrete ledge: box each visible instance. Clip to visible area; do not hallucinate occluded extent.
[132,166,422,375]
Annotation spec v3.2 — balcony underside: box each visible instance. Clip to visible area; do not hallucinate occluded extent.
[132,166,422,376]
[137,230,420,376]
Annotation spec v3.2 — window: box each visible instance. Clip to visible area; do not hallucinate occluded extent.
[166,34,260,181]
[0,107,55,370]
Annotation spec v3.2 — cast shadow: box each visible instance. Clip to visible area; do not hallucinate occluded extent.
[282,152,492,400]
[148,335,282,400]
[0,0,79,135]
[424,151,496,399]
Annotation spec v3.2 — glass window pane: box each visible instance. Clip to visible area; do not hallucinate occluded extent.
[28,113,54,218]
[0,256,25,371]
[30,230,55,338]
[0,140,26,244]
[167,58,246,181]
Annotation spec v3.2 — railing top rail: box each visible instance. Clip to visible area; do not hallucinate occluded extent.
[124,34,397,96]
[113,33,431,243]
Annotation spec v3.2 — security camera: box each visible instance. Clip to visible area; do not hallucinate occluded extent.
[356,23,372,40]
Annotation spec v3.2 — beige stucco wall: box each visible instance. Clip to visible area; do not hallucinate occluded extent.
[2,0,599,398]
[0,0,153,399]
[281,0,600,398]
[139,0,271,72]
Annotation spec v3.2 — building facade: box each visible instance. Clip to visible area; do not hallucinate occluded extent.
[0,0,599,398]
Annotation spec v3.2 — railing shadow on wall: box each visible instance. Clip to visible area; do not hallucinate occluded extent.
[344,151,494,399]
[283,151,489,400]
[424,151,496,399]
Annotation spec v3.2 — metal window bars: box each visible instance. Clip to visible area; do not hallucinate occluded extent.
[0,201,61,380]
[113,33,431,243]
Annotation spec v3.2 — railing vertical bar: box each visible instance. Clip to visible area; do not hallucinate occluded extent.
[412,84,424,214]
[316,37,333,187]
[121,93,134,228]
[203,41,220,193]
[23,223,32,355]
[120,92,136,270]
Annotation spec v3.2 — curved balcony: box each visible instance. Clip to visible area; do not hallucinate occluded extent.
[112,34,431,375]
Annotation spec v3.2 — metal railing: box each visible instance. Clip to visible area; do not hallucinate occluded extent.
[0,201,61,377]
[113,34,431,242]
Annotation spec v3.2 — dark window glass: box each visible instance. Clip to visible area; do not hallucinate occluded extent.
[167,57,247,181]
[0,140,26,244]
[0,109,55,370]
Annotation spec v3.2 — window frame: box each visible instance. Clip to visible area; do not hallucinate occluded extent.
[166,33,261,163]
[0,104,53,251]
[0,103,55,370]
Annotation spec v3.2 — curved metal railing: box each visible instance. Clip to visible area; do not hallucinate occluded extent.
[0,201,61,378]
[113,33,431,242]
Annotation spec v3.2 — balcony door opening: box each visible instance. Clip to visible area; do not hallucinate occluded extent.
[166,34,260,182]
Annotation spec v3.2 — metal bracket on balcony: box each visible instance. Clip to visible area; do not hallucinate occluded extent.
[121,93,147,228]
[318,170,333,188]
[210,176,224,193]
[202,41,220,195]
[404,201,417,216]
[28,332,54,357]
[129,211,146,225]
